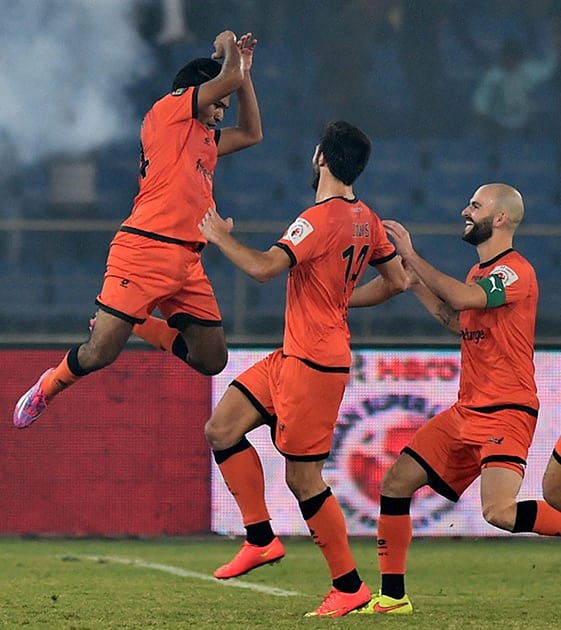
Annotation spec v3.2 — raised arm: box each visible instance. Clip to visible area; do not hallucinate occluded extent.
[382,219,487,311]
[197,30,244,110]
[217,32,263,155]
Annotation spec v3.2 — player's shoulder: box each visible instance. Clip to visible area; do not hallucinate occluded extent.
[152,86,195,111]
[502,249,536,273]
[488,249,536,284]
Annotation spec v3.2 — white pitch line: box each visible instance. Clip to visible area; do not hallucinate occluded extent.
[82,555,301,597]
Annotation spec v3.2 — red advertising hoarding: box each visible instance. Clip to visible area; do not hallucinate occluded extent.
[1,349,211,536]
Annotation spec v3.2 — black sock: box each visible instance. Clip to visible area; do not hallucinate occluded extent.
[246,521,275,547]
[512,500,538,533]
[333,569,362,593]
[67,345,90,376]
[381,573,405,599]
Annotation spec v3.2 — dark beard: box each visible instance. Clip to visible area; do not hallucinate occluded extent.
[462,216,493,246]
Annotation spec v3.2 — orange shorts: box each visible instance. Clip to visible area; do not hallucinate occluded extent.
[233,348,349,461]
[405,403,537,502]
[96,231,221,324]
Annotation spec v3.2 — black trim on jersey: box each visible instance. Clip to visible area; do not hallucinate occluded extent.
[468,403,538,418]
[168,312,222,329]
[95,300,144,324]
[273,242,296,267]
[314,195,358,206]
[214,129,221,145]
[402,446,460,502]
[230,380,275,421]
[120,225,197,247]
[282,449,330,462]
[480,454,527,467]
[553,449,561,465]
[192,86,199,119]
[479,248,514,268]
[369,248,398,267]
[297,356,350,374]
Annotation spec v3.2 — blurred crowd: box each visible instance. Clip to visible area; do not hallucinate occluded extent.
[134,0,561,140]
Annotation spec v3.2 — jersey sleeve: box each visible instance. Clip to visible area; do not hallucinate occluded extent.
[369,212,398,266]
[476,261,531,309]
[156,86,197,124]
[274,207,324,266]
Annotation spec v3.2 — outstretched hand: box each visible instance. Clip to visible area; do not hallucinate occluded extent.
[199,207,234,244]
[237,32,257,74]
[382,219,416,260]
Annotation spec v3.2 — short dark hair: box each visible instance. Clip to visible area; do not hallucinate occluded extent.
[171,58,222,91]
[318,121,371,185]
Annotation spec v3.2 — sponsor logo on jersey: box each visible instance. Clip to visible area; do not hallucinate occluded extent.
[171,87,188,96]
[487,436,504,444]
[488,275,503,293]
[284,218,314,245]
[489,264,519,286]
[460,328,485,343]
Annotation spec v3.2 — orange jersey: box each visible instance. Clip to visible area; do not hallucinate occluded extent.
[275,196,397,368]
[122,87,218,244]
[459,249,539,409]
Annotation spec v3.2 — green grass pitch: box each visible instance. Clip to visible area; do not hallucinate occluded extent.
[1,536,559,628]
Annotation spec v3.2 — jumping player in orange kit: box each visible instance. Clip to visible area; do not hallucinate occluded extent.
[14,30,262,428]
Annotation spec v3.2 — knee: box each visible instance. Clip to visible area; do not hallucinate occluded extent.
[380,464,414,497]
[482,503,515,532]
[192,350,228,376]
[204,415,239,451]
[285,468,324,502]
[285,469,302,498]
[203,355,228,376]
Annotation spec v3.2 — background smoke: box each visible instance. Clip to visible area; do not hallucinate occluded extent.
[0,0,153,165]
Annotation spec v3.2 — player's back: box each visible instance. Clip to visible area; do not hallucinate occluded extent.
[277,196,396,368]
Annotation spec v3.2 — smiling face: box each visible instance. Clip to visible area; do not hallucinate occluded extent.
[461,186,499,246]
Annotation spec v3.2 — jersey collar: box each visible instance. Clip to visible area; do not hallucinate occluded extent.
[479,248,514,268]
[314,195,358,205]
